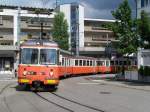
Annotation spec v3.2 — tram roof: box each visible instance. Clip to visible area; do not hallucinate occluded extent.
[20,39,58,47]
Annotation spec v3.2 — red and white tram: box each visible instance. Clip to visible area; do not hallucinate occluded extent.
[17,39,137,90]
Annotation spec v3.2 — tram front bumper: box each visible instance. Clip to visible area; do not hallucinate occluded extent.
[18,78,59,85]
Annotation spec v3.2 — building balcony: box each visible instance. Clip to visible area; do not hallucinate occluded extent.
[0,20,13,29]
[0,45,19,51]
[84,26,113,33]
[0,35,13,41]
[84,37,115,43]
[21,21,53,30]
[79,47,105,52]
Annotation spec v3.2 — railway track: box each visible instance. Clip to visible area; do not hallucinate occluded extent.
[0,82,16,112]
[34,91,105,112]
[34,92,74,112]
[0,82,15,95]
[51,92,105,112]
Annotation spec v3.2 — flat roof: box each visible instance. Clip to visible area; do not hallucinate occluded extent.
[84,18,116,22]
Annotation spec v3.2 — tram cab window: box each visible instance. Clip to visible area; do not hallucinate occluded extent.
[21,48,38,64]
[79,60,82,66]
[40,49,57,65]
[75,60,78,66]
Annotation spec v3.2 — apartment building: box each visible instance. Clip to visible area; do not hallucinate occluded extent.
[136,0,150,18]
[81,18,116,57]
[0,7,54,74]
[59,3,116,58]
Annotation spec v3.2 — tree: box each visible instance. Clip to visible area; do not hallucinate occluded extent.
[52,12,69,50]
[105,0,138,55]
[137,11,150,49]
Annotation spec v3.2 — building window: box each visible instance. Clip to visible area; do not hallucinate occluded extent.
[141,0,149,7]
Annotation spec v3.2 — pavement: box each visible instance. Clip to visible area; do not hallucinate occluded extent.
[0,73,16,81]
[87,74,150,92]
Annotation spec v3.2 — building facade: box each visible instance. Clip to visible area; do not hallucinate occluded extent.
[136,0,150,18]
[0,7,54,74]
[59,3,116,57]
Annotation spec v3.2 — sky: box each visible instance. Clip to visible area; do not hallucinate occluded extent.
[62,0,136,19]
[0,0,136,19]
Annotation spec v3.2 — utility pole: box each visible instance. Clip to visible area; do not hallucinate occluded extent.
[56,0,61,8]
[40,22,43,40]
[15,6,21,47]
[76,6,79,56]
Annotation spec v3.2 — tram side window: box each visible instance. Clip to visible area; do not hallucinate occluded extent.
[57,50,60,65]
[97,61,99,66]
[111,61,114,65]
[65,58,68,66]
[83,60,86,66]
[68,59,70,66]
[124,61,127,65]
[87,60,89,66]
[119,61,123,65]
[90,60,92,66]
[106,61,109,66]
[135,60,137,65]
[79,60,82,66]
[62,58,64,66]
[93,60,96,66]
[115,61,118,65]
[100,61,105,66]
[128,61,131,65]
[75,60,78,66]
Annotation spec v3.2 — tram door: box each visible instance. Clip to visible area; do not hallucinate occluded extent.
[0,57,14,72]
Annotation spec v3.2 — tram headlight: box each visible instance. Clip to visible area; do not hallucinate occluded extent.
[23,71,27,76]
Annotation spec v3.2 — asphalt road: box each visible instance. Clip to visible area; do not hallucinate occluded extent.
[0,76,150,112]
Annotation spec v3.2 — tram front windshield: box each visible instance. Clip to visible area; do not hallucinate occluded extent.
[21,48,38,64]
[21,48,57,65]
[40,49,57,65]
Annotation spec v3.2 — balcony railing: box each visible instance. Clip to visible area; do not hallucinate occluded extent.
[0,45,19,50]
[84,26,113,32]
